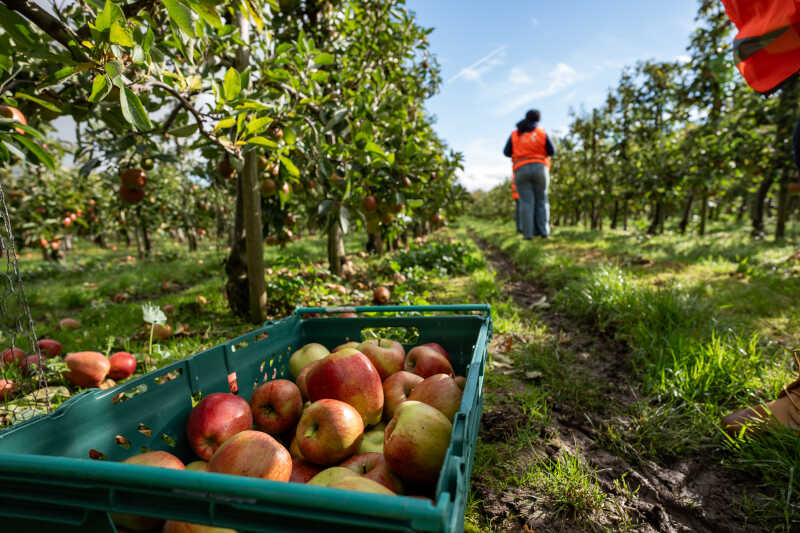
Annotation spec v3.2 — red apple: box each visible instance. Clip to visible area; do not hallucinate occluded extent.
[64,351,110,388]
[308,466,359,486]
[289,342,330,379]
[108,351,137,380]
[296,359,320,401]
[186,392,253,460]
[407,374,463,421]
[153,323,172,340]
[358,339,405,380]
[59,317,81,330]
[328,475,396,495]
[384,401,453,486]
[420,342,450,363]
[23,354,46,374]
[290,458,323,483]
[112,451,185,532]
[207,430,292,482]
[404,345,454,378]
[306,349,384,425]
[250,379,303,436]
[373,286,391,304]
[340,452,403,494]
[162,520,237,533]
[162,304,176,314]
[0,379,17,401]
[36,339,62,357]
[454,376,466,390]
[1,347,26,366]
[295,399,364,465]
[382,371,423,421]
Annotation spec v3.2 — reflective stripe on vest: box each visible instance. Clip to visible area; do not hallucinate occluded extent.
[722,0,800,93]
[511,127,549,171]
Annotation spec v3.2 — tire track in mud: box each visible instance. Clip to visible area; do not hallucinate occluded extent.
[470,233,765,533]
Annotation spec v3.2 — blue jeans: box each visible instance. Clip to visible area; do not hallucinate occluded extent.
[515,163,549,238]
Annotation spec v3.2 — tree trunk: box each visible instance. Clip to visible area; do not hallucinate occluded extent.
[186,226,198,252]
[776,178,790,239]
[130,212,143,259]
[137,207,151,257]
[623,200,629,230]
[328,219,344,276]
[647,200,661,235]
[751,175,775,237]
[679,193,694,235]
[736,194,748,223]
[610,199,619,229]
[698,189,708,236]
[225,171,249,318]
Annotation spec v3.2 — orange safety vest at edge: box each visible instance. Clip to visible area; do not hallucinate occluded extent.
[722,0,800,93]
[511,174,519,200]
[511,127,550,171]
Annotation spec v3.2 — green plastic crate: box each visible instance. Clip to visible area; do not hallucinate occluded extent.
[0,304,492,533]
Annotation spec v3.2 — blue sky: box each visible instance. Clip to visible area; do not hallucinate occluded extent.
[405,0,703,191]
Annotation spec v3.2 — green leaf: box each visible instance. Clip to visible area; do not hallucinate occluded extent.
[110,21,134,47]
[11,134,54,171]
[241,0,263,33]
[223,67,242,101]
[247,136,278,148]
[365,141,385,157]
[214,116,236,131]
[88,74,111,103]
[96,1,125,32]
[408,198,423,208]
[246,116,273,135]
[142,28,155,53]
[279,156,299,176]
[14,92,61,112]
[168,123,198,137]
[313,52,335,66]
[283,127,296,145]
[189,1,222,29]
[311,71,329,84]
[119,87,152,131]
[275,43,293,56]
[161,0,195,37]
[105,59,125,87]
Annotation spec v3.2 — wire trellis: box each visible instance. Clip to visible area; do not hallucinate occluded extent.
[0,181,50,427]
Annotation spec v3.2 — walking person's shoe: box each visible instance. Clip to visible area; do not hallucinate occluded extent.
[721,353,800,437]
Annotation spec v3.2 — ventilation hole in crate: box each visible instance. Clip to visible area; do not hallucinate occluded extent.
[88,449,107,460]
[140,446,151,454]
[253,380,259,393]
[155,369,183,385]
[269,356,276,368]
[271,367,277,380]
[161,434,177,448]
[361,326,420,344]
[259,360,266,373]
[191,391,203,407]
[137,423,152,437]
[115,435,131,449]
[256,332,268,341]
[228,372,239,394]
[279,363,287,377]
[112,384,148,404]
[231,339,250,352]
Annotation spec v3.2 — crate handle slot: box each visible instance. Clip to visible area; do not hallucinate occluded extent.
[294,304,491,317]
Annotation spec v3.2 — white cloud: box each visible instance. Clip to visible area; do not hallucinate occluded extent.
[455,138,512,192]
[447,46,507,84]
[676,54,691,64]
[495,63,584,116]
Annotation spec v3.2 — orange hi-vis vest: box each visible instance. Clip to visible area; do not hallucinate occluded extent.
[511,127,550,171]
[511,174,519,200]
[722,0,800,94]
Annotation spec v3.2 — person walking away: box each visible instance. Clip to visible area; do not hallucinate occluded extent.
[503,109,556,239]
[511,174,521,234]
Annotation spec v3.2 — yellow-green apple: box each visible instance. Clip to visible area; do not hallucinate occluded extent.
[328,476,396,495]
[296,359,320,401]
[332,341,360,352]
[186,460,208,472]
[404,346,454,379]
[250,379,303,436]
[112,451,185,531]
[407,374,463,421]
[36,339,62,357]
[358,427,384,454]
[306,349,384,425]
[162,520,236,533]
[186,392,253,460]
[64,351,110,388]
[290,458,322,483]
[454,376,466,390]
[419,342,450,363]
[1,347,25,366]
[295,399,364,465]
[382,371,423,421]
[289,343,330,379]
[208,430,291,481]
[108,351,137,380]
[59,317,81,330]
[340,452,403,494]
[384,401,453,486]
[308,466,358,486]
[358,339,405,380]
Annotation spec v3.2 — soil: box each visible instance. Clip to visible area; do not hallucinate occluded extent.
[470,235,768,533]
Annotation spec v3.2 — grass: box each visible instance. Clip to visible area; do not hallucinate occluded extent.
[467,215,800,526]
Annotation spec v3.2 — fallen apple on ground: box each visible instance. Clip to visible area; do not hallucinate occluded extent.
[36,339,62,357]
[108,351,137,380]
[64,351,110,388]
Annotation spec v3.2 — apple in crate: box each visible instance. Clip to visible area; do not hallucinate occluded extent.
[64,351,110,388]
[306,349,384,425]
[407,373,463,421]
[358,426,385,454]
[250,379,302,436]
[186,460,208,472]
[208,430,291,482]
[308,466,359,486]
[112,451,185,532]
[382,371,423,421]
[420,342,450,363]
[162,520,236,533]
[328,476,396,495]
[295,399,364,465]
[289,342,330,379]
[340,452,403,494]
[108,351,137,380]
[186,392,253,460]
[384,401,453,486]
[332,341,360,352]
[290,458,323,483]
[358,339,405,380]
[404,345,454,379]
[296,360,320,401]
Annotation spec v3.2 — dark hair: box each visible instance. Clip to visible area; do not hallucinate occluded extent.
[516,109,541,133]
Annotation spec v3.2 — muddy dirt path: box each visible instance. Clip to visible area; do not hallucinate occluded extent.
[470,235,765,533]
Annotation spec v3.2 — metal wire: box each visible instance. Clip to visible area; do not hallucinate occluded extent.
[0,180,49,427]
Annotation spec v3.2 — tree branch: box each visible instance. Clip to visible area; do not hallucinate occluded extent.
[1,0,83,58]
